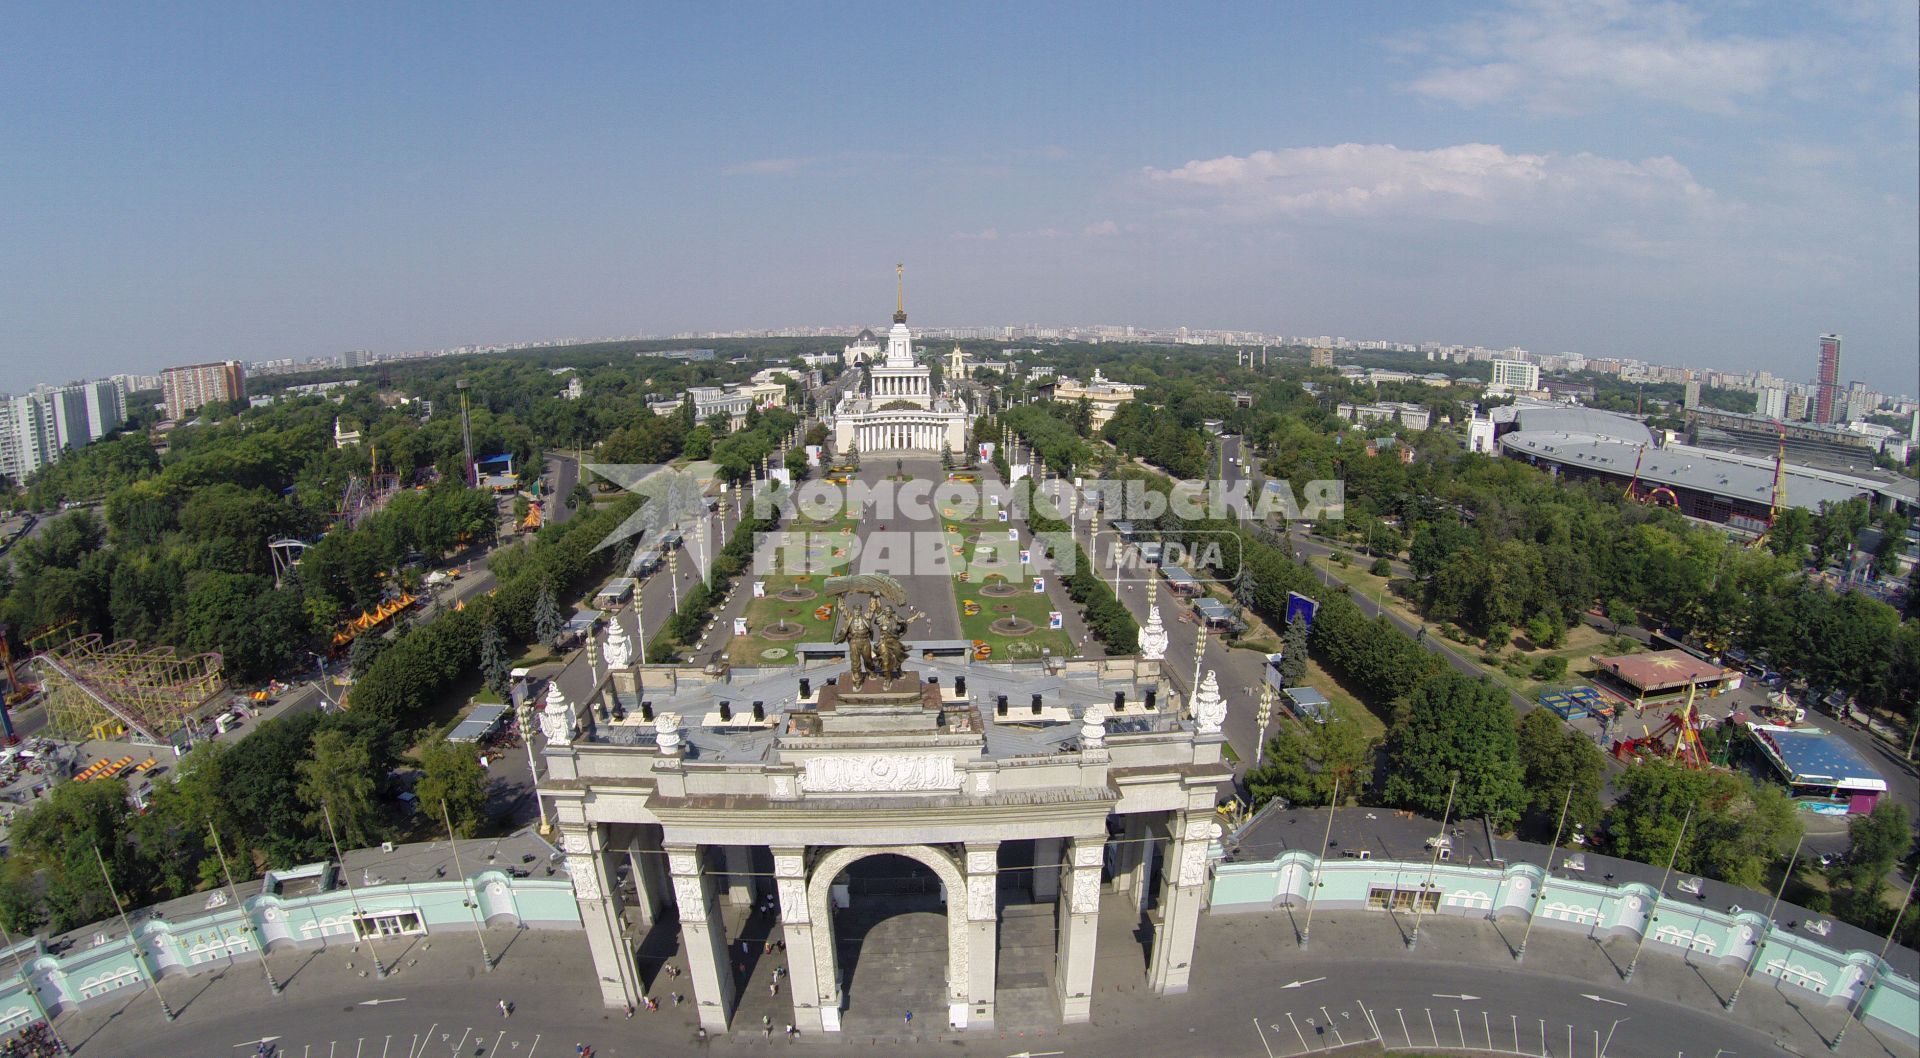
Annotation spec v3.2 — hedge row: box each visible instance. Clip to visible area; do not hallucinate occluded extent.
[1020,481,1138,656]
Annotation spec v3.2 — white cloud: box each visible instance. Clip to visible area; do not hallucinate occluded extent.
[1406,0,1801,113]
[722,157,812,176]
[1082,219,1119,236]
[1140,143,1721,242]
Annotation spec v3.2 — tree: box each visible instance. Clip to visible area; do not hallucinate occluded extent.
[131,741,238,895]
[480,621,511,702]
[297,728,383,850]
[1514,709,1604,837]
[1383,671,1525,827]
[1530,655,1568,681]
[1245,709,1375,808]
[4,779,140,931]
[349,631,389,678]
[1280,618,1309,686]
[219,710,327,865]
[785,447,810,482]
[416,741,489,837]
[532,581,564,648]
[184,572,314,682]
[1838,802,1911,893]
[1607,763,1801,890]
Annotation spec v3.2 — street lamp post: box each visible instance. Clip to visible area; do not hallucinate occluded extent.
[1623,805,1692,980]
[1516,784,1575,962]
[1298,776,1339,949]
[308,651,336,710]
[1255,684,1275,753]
[208,821,280,994]
[442,799,494,972]
[92,843,174,1020]
[1726,833,1802,1010]
[516,698,550,831]
[1828,871,1916,1052]
[1191,622,1208,705]
[322,803,387,979]
[1407,774,1457,951]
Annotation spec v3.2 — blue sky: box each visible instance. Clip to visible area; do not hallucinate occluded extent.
[3,2,1915,394]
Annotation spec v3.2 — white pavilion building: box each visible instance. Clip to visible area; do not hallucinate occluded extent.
[829,265,970,455]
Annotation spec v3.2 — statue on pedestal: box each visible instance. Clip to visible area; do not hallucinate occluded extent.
[826,572,912,690]
[871,597,909,682]
[836,603,876,688]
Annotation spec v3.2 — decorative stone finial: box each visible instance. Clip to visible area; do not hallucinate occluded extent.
[539,680,574,746]
[1192,670,1226,735]
[1139,604,1169,661]
[603,621,633,670]
[1080,703,1110,747]
[583,627,601,674]
[654,711,683,756]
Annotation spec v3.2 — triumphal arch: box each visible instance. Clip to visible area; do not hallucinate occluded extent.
[534,588,1229,1033]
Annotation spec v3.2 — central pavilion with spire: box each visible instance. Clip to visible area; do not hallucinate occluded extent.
[829,264,971,455]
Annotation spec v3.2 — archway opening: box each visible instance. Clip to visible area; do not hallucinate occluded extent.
[828,854,950,1031]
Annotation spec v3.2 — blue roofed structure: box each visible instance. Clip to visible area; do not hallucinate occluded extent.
[1744,723,1888,814]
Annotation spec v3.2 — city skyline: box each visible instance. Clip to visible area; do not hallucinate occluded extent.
[3,3,1915,394]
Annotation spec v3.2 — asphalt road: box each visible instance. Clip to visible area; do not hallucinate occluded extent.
[847,456,963,641]
[545,454,580,527]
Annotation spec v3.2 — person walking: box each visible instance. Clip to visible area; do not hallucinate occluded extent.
[903,1010,912,1026]
[500,999,511,1017]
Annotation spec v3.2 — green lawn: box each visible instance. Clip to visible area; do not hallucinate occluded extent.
[724,515,853,664]
[955,578,1074,660]
[1306,657,1387,740]
[942,508,1074,660]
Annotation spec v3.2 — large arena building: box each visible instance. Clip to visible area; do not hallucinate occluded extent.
[1493,402,1916,532]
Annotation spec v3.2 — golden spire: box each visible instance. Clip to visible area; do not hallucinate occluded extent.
[893,262,907,324]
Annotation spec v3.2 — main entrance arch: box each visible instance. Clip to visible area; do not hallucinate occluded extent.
[804,844,972,1031]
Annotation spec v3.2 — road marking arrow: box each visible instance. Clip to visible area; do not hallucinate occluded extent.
[232,1038,282,1049]
[1281,976,1328,989]
[358,997,408,1006]
[1580,994,1627,1007]
[1432,993,1480,1001]
[1005,1052,1064,1058]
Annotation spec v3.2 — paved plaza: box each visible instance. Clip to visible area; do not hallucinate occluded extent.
[51,898,1911,1058]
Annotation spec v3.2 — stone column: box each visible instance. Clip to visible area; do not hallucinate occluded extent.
[772,848,828,1034]
[669,844,736,1033]
[724,845,754,908]
[962,842,1000,1029]
[562,824,642,1008]
[1147,814,1210,995]
[1105,815,1144,900]
[626,829,665,926]
[1131,824,1158,910]
[1032,837,1060,901]
[1054,835,1103,1024]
